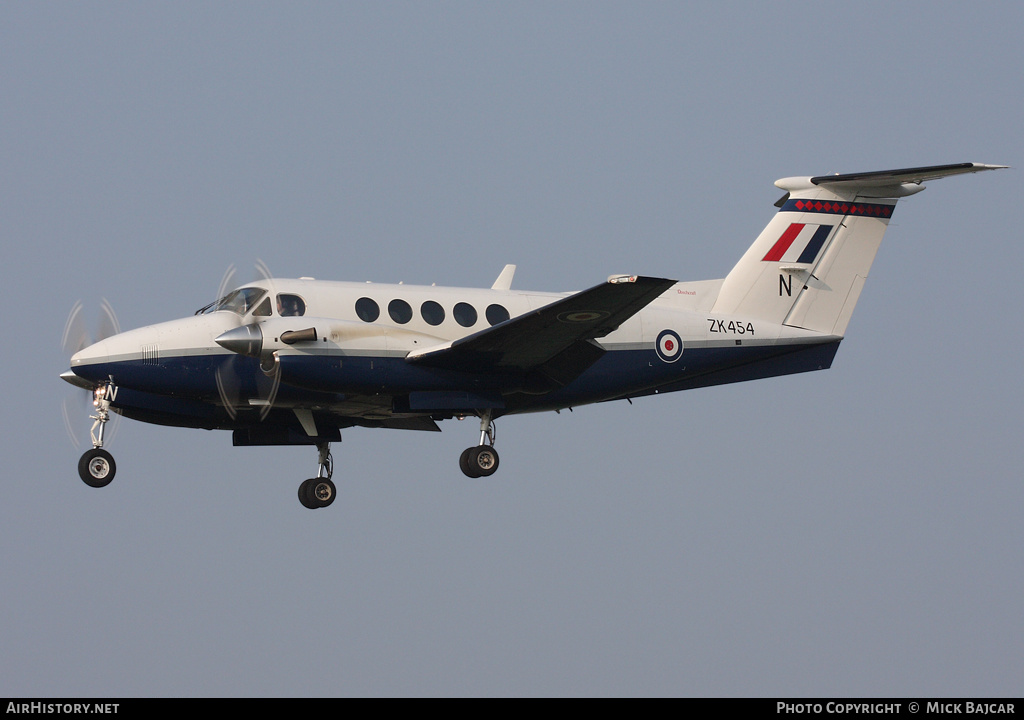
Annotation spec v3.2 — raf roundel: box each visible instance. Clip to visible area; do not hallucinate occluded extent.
[656,329,683,363]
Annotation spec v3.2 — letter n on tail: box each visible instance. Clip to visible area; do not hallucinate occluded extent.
[779,273,792,297]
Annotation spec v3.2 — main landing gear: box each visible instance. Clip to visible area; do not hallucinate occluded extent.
[459,411,500,478]
[78,384,117,488]
[298,442,336,509]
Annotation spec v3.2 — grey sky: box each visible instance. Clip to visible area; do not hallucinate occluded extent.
[2,2,1021,696]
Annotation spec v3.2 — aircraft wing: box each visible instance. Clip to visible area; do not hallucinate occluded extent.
[406,275,675,384]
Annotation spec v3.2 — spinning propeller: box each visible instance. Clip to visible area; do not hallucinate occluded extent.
[211,260,282,422]
[60,298,121,449]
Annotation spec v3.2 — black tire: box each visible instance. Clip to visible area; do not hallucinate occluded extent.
[78,448,116,488]
[298,478,318,509]
[469,446,499,477]
[459,447,480,478]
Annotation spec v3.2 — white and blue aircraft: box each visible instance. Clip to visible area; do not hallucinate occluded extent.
[61,162,1004,508]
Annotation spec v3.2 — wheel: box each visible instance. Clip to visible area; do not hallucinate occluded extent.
[469,446,499,477]
[310,478,336,508]
[78,448,116,488]
[298,477,336,508]
[459,447,481,478]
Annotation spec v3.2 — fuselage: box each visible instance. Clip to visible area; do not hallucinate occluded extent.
[67,276,840,438]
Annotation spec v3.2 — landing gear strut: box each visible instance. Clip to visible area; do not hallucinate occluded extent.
[460,410,500,478]
[78,383,117,488]
[298,442,336,509]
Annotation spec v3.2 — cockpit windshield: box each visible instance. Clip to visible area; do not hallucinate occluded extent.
[196,287,267,316]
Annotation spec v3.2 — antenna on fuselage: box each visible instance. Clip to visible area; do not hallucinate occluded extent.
[491,264,516,290]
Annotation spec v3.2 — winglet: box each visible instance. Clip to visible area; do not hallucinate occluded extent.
[491,264,516,290]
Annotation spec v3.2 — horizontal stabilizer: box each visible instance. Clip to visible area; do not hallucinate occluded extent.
[810,162,1007,189]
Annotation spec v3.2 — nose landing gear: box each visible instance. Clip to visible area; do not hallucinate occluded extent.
[459,411,500,478]
[298,442,336,509]
[77,383,117,488]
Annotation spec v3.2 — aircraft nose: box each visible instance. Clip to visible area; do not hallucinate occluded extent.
[69,338,110,368]
[65,333,124,384]
[215,324,264,357]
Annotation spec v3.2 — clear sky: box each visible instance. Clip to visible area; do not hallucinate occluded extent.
[2,1,1021,697]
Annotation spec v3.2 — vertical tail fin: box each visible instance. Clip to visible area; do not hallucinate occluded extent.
[711,163,1006,336]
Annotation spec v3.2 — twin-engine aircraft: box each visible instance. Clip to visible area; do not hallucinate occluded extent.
[61,163,1004,508]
